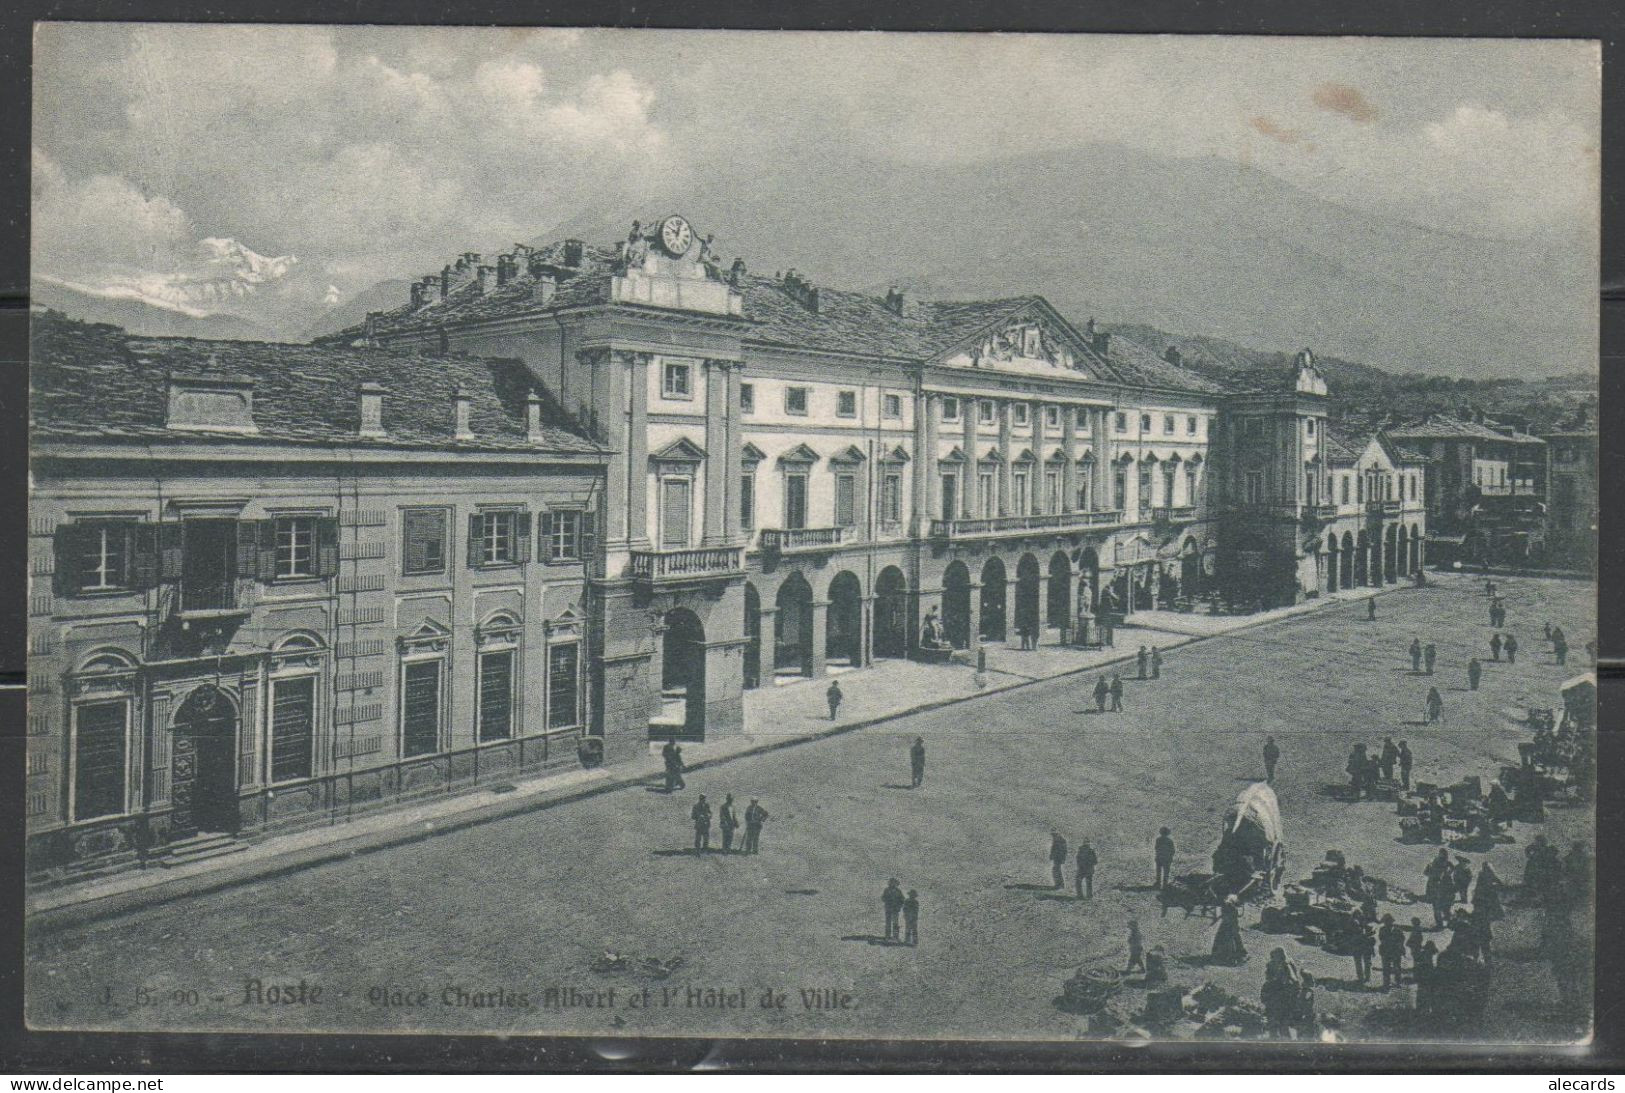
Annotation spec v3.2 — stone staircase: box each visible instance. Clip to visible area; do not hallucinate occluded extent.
[158,832,247,869]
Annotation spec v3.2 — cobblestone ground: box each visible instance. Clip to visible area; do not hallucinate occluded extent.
[26,572,1594,1043]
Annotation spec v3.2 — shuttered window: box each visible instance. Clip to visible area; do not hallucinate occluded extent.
[478,650,515,742]
[548,643,580,728]
[270,676,315,783]
[835,474,856,527]
[73,700,127,820]
[401,660,441,758]
[784,474,807,530]
[740,474,756,531]
[661,480,691,548]
[55,522,156,595]
[402,509,448,575]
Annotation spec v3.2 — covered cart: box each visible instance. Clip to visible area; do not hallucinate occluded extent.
[1162,783,1286,916]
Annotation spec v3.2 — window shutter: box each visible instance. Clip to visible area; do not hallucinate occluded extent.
[466,514,482,567]
[235,520,260,578]
[516,511,532,563]
[53,524,87,595]
[158,523,185,582]
[538,512,555,563]
[579,511,595,561]
[315,516,340,577]
[130,525,159,590]
[256,519,279,581]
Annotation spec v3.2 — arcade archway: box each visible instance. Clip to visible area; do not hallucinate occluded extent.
[172,685,240,835]
[980,557,1007,642]
[662,608,707,734]
[827,571,863,667]
[744,583,762,690]
[943,561,972,650]
[775,574,814,678]
[1046,551,1071,630]
[874,566,909,659]
[1015,554,1042,642]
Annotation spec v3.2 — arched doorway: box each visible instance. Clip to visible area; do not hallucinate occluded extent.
[1015,554,1042,643]
[1076,547,1101,614]
[1354,530,1369,586]
[827,572,863,667]
[662,608,707,734]
[1410,526,1423,573]
[1396,528,1409,577]
[943,561,972,650]
[1046,552,1072,631]
[172,685,240,835]
[1326,536,1340,593]
[874,566,909,659]
[1384,525,1398,583]
[775,575,814,678]
[979,557,1007,642]
[1370,532,1384,586]
[1179,537,1201,602]
[744,583,762,690]
[1340,531,1355,589]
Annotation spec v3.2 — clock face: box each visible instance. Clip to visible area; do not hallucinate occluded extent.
[659,215,693,257]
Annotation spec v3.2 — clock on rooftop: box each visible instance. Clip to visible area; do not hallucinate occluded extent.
[658,215,693,258]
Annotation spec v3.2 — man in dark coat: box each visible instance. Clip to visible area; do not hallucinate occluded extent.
[1154,827,1176,889]
[1504,633,1518,664]
[827,679,843,720]
[1380,737,1399,783]
[691,794,712,852]
[718,793,739,853]
[662,739,686,792]
[1137,646,1149,680]
[1425,848,1455,928]
[1398,740,1413,790]
[1423,642,1436,675]
[1263,736,1281,783]
[902,889,920,946]
[1109,674,1124,712]
[1352,922,1375,985]
[1075,839,1098,899]
[1368,595,1377,620]
[1150,646,1162,679]
[909,736,926,788]
[1049,832,1069,889]
[882,878,905,941]
[1093,675,1109,713]
[1347,744,1369,798]
[1555,632,1569,666]
[1490,633,1502,661]
[743,798,768,854]
[1378,914,1407,989]
[1468,657,1482,690]
[1425,686,1443,724]
[1406,916,1427,979]
[1410,637,1422,672]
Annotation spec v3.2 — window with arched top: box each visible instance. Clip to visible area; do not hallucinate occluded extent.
[476,611,522,743]
[269,632,325,785]
[69,649,139,823]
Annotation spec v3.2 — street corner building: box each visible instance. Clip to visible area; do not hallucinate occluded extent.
[27,214,1431,880]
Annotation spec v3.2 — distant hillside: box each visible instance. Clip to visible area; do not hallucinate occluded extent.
[31,279,279,342]
[302,278,414,341]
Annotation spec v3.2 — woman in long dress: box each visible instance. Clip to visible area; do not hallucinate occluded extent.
[1212,895,1249,965]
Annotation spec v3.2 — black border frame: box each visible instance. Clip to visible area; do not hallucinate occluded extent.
[1,0,1620,1073]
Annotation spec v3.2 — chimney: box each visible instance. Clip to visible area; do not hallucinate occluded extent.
[452,386,473,440]
[885,287,906,316]
[475,265,494,294]
[496,254,516,287]
[358,382,386,438]
[440,265,453,299]
[728,257,746,288]
[526,392,544,443]
[1093,330,1111,357]
[462,252,481,268]
[363,312,380,344]
[562,239,584,268]
[1164,345,1181,366]
[532,274,556,304]
[410,282,424,309]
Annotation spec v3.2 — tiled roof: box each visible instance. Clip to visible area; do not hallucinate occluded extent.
[1321,421,1368,462]
[739,275,943,359]
[1095,329,1228,395]
[31,312,599,454]
[1388,413,1546,446]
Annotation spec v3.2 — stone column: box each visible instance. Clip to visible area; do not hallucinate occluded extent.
[1094,408,1114,512]
[962,400,977,518]
[860,596,875,668]
[1030,400,1045,513]
[997,401,1013,516]
[725,363,744,544]
[1062,405,1078,513]
[758,606,779,681]
[598,348,629,549]
[923,393,940,522]
[912,391,930,535]
[627,353,651,548]
[809,600,829,679]
[703,359,728,546]
[967,580,982,646]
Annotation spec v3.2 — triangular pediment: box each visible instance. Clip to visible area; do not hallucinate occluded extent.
[777,443,820,465]
[741,442,767,464]
[880,445,911,463]
[408,618,451,640]
[652,436,707,462]
[938,445,967,464]
[932,298,1097,379]
[1013,448,1038,464]
[828,444,867,465]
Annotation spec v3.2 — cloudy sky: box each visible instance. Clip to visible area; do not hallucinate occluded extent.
[32,25,1599,357]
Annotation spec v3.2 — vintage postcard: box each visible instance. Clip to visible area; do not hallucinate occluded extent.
[24,25,1599,1046]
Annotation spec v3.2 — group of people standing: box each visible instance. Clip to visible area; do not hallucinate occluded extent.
[687,792,769,854]
[1047,832,1100,898]
[1344,737,1414,798]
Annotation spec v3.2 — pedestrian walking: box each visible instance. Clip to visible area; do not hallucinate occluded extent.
[1425,848,1454,928]
[1263,735,1280,783]
[882,878,905,942]
[743,798,768,854]
[719,793,739,853]
[1504,633,1518,664]
[902,890,920,947]
[1409,638,1422,673]
[662,739,686,792]
[826,679,843,721]
[1109,674,1124,712]
[1490,633,1502,662]
[1150,646,1162,679]
[1423,642,1436,675]
[1137,646,1149,680]
[1379,737,1398,783]
[1352,921,1375,985]
[1555,634,1569,666]
[691,794,712,852]
[1544,621,1553,643]
[1093,675,1109,713]
[1468,657,1482,691]
[1378,914,1406,989]
[1397,740,1413,790]
[1425,686,1443,724]
[1406,917,1427,978]
[909,736,926,788]
[1485,578,1496,598]
[1368,595,1377,620]
[1075,839,1098,899]
[1212,895,1248,965]
[1126,920,1146,973]
[1154,827,1175,889]
[1049,832,1069,889]
[1452,856,1473,904]
[1347,743,1369,798]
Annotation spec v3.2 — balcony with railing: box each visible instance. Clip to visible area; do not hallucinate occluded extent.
[929,510,1123,540]
[628,546,744,584]
[177,579,248,617]
[1365,499,1402,518]
[757,527,848,555]
[1151,505,1197,525]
